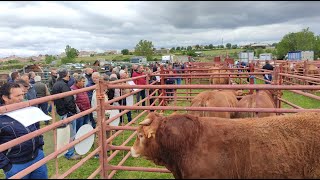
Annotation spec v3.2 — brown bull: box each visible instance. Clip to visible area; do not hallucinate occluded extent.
[235,90,276,118]
[190,90,239,118]
[131,112,320,179]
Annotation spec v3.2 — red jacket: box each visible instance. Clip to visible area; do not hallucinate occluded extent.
[132,71,146,85]
[71,84,91,111]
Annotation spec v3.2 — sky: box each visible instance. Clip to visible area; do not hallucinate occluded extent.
[0,1,319,58]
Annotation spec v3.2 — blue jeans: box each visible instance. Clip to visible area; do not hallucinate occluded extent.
[120,99,132,123]
[136,90,146,106]
[4,149,48,179]
[60,113,77,159]
[38,102,48,115]
[264,74,272,84]
[176,78,182,85]
[89,113,96,129]
[76,114,89,132]
[39,102,49,124]
[47,104,52,113]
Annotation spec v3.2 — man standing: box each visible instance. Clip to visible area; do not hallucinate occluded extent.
[71,76,90,132]
[33,76,50,125]
[20,74,37,101]
[0,83,48,179]
[132,65,146,106]
[47,69,57,113]
[52,69,81,160]
[84,68,95,128]
[28,71,36,85]
[47,69,57,94]
[262,60,274,84]
[119,72,132,124]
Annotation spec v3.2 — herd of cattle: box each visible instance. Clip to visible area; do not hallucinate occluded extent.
[130,61,320,179]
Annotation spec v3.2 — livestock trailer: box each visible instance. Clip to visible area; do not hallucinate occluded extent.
[238,51,254,63]
[287,51,314,61]
[259,53,272,61]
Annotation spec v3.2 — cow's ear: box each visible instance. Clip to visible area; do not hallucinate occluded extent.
[139,118,152,126]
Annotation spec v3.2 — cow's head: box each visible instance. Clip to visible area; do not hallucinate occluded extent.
[131,112,163,158]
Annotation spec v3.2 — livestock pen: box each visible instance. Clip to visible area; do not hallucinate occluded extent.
[1,63,320,179]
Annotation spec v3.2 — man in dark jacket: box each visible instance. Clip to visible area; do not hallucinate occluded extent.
[0,82,48,179]
[47,69,57,113]
[34,75,50,125]
[262,60,274,84]
[84,68,95,128]
[47,69,57,94]
[52,68,81,160]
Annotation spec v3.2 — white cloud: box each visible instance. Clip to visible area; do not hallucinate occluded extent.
[0,1,319,58]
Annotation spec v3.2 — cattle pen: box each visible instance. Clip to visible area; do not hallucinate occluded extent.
[1,61,320,179]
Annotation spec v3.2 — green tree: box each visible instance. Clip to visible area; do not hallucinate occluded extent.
[195,44,200,50]
[315,35,320,59]
[255,48,264,57]
[176,47,181,51]
[187,50,196,57]
[134,39,154,61]
[44,55,56,64]
[231,44,238,49]
[121,49,129,55]
[65,45,79,59]
[170,47,175,53]
[226,43,232,49]
[276,28,317,59]
[187,46,192,51]
[209,44,213,49]
[61,56,75,64]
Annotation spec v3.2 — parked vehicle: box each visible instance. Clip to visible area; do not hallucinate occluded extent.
[130,56,147,64]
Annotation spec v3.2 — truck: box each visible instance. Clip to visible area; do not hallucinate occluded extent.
[161,55,194,64]
[259,53,272,61]
[238,51,254,63]
[161,55,174,64]
[130,56,147,64]
[287,51,314,61]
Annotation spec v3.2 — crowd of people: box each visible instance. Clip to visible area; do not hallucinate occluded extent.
[0,61,187,178]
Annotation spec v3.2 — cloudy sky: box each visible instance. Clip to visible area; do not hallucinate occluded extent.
[0,1,319,58]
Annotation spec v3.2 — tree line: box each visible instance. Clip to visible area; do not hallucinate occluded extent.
[44,27,320,64]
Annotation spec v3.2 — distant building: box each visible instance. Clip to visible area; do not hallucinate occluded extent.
[104,50,120,55]
[154,48,170,54]
[78,51,96,57]
[241,43,271,49]
[0,55,29,63]
[59,52,66,58]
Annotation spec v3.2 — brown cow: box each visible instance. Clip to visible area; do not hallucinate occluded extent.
[209,64,230,84]
[235,90,276,118]
[190,90,239,118]
[131,112,320,178]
